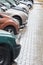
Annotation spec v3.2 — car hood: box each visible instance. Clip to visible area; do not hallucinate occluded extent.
[0,30,17,45]
[0,30,16,38]
[20,1,32,5]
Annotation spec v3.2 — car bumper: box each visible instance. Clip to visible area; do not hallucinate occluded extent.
[14,44,21,59]
[19,22,27,29]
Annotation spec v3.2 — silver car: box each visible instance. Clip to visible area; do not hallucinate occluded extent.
[5,8,28,25]
[19,0,33,10]
[13,0,29,12]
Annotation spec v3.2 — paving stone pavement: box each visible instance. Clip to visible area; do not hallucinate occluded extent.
[13,3,43,65]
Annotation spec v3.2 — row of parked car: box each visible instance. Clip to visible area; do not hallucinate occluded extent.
[0,0,33,65]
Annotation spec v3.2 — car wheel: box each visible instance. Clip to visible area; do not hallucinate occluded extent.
[13,16,22,25]
[31,0,34,4]
[28,4,32,9]
[4,26,17,35]
[0,46,11,65]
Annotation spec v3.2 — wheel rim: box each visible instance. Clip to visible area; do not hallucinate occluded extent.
[4,26,16,35]
[13,16,22,25]
[7,29,14,35]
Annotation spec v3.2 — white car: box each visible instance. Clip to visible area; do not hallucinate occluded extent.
[19,1,33,9]
[5,8,28,25]
[18,3,29,12]
[13,0,29,12]
[0,1,28,26]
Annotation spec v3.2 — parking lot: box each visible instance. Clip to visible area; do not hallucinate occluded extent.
[13,2,43,65]
[0,0,43,65]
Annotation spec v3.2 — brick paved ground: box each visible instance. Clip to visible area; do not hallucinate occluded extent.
[13,3,43,65]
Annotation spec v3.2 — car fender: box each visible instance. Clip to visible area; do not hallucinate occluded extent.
[0,20,19,32]
[5,9,28,22]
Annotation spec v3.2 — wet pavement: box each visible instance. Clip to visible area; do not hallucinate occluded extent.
[13,2,43,65]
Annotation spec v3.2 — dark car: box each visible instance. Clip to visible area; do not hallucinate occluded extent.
[0,30,21,65]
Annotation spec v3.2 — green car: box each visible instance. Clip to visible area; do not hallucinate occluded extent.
[0,30,21,65]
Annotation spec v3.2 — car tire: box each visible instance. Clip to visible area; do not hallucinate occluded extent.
[28,4,32,9]
[13,16,22,25]
[4,26,17,35]
[0,46,11,65]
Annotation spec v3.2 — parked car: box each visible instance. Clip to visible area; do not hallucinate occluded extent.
[0,30,21,65]
[0,13,19,35]
[13,0,29,12]
[19,0,33,9]
[18,2,29,12]
[0,1,28,26]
